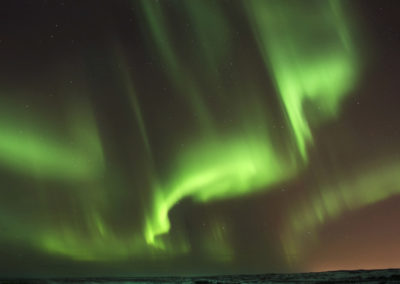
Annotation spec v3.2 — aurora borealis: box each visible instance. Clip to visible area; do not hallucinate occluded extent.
[0,0,399,277]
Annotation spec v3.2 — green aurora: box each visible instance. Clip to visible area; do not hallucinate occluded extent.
[3,0,396,275]
[142,0,360,251]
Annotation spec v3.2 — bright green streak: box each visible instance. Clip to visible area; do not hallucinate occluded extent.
[145,134,298,246]
[245,0,358,159]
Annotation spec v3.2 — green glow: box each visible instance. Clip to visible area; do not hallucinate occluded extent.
[138,0,214,129]
[202,219,234,262]
[282,160,400,264]
[0,99,104,180]
[37,223,190,261]
[180,0,231,81]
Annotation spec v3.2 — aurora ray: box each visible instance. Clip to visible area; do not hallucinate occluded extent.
[282,159,400,264]
[245,0,359,159]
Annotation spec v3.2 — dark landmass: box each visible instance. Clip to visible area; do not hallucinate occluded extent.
[2,269,400,283]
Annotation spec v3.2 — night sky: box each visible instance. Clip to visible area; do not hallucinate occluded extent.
[0,0,399,277]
